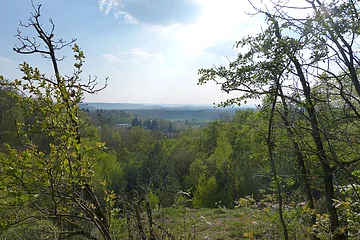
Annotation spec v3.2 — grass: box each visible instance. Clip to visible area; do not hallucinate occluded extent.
[152,207,283,240]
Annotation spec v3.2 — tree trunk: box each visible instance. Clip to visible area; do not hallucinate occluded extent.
[267,80,289,240]
[270,15,344,239]
[292,57,345,240]
[279,91,317,239]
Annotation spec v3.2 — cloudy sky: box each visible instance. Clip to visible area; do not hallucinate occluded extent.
[0,0,264,105]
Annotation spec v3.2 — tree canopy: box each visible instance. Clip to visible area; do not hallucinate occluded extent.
[199,0,360,239]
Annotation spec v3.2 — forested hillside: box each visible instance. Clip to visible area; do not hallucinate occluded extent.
[1,0,360,239]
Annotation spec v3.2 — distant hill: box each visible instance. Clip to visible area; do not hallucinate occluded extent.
[79,102,254,121]
[79,102,250,111]
[79,103,162,110]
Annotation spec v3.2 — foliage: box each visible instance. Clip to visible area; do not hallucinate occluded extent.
[193,176,219,208]
[198,0,360,239]
[0,3,111,239]
[3,0,360,239]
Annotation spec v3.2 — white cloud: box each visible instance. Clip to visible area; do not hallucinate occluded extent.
[173,0,264,57]
[145,24,179,37]
[98,0,118,15]
[0,56,12,63]
[98,0,201,26]
[102,54,124,63]
[125,48,164,60]
[115,11,138,24]
[99,0,264,59]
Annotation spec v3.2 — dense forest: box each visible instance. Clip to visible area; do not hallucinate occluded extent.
[1,0,360,239]
[85,107,237,130]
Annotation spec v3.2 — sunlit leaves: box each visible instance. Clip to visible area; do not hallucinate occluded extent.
[0,42,109,237]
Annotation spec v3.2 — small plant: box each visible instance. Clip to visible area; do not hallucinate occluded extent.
[173,190,197,240]
[147,189,160,210]
[174,190,192,208]
[235,195,257,208]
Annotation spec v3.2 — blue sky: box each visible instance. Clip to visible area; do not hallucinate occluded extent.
[0,0,264,105]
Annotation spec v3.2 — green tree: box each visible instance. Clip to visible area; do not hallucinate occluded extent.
[131,117,142,127]
[0,4,112,239]
[0,85,23,149]
[198,1,360,239]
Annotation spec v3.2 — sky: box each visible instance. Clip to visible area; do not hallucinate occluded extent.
[0,0,265,105]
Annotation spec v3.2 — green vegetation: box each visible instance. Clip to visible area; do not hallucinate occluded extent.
[1,0,360,239]
[85,108,228,132]
[152,207,285,240]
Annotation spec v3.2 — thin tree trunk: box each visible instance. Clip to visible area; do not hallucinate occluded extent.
[292,56,345,240]
[267,80,289,240]
[279,90,317,240]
